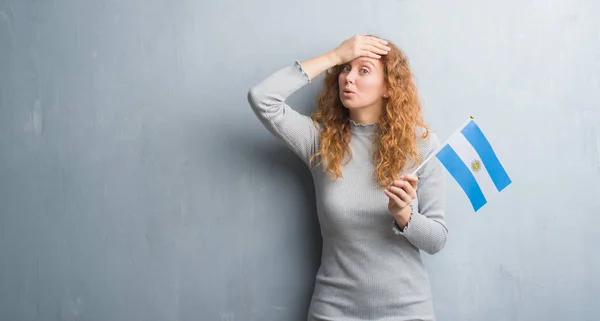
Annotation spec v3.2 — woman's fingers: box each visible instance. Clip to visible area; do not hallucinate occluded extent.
[356,36,389,58]
[370,40,391,53]
[366,35,388,45]
[334,34,391,64]
[365,45,389,56]
[384,188,397,200]
[365,36,390,51]
[390,180,416,199]
[387,186,412,205]
[384,189,410,210]
[400,174,418,190]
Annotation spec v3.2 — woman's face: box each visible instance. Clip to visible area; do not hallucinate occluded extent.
[338,57,387,112]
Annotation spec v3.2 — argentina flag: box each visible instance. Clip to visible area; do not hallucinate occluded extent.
[435,118,512,212]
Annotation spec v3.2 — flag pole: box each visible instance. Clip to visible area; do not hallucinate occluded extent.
[410,115,475,176]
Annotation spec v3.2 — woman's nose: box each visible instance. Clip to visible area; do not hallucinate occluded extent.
[345,71,356,84]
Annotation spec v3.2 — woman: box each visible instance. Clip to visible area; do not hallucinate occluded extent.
[247,34,448,321]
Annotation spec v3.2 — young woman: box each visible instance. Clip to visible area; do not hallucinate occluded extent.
[247,34,448,321]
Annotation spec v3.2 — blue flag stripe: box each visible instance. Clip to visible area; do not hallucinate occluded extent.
[436,144,487,211]
[461,121,512,192]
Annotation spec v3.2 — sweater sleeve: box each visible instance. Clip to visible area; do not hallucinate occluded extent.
[397,132,448,255]
[247,61,320,165]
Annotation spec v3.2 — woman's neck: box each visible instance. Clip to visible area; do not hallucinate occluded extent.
[348,105,382,124]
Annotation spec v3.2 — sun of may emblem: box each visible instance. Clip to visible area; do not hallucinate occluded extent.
[471,159,482,172]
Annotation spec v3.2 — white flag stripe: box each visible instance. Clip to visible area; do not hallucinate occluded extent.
[447,132,498,201]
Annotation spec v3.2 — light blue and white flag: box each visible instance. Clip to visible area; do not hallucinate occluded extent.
[415,117,512,212]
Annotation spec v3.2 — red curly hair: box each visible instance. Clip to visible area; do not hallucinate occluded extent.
[309,39,430,186]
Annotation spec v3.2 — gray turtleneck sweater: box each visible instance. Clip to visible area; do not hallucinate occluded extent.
[247,61,448,321]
